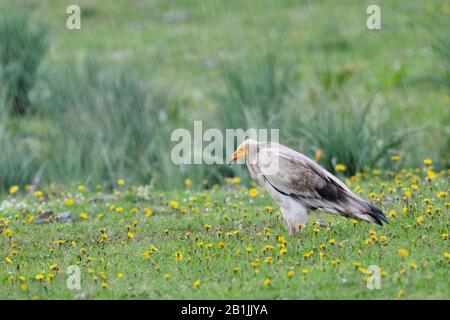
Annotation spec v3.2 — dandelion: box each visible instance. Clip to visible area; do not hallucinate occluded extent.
[263,278,271,286]
[193,279,201,288]
[5,257,12,264]
[245,247,253,253]
[9,185,19,194]
[287,270,295,279]
[248,188,259,197]
[232,177,241,184]
[204,224,212,231]
[65,198,74,206]
[437,191,448,199]
[441,233,448,240]
[101,282,108,289]
[397,289,405,299]
[315,148,323,162]
[444,252,450,259]
[164,274,172,280]
[78,185,85,191]
[301,268,309,275]
[388,210,396,217]
[335,164,346,172]
[127,232,135,239]
[417,216,424,223]
[398,249,409,258]
[116,207,124,213]
[423,159,432,165]
[328,239,335,245]
[145,208,153,217]
[34,191,43,198]
[2,229,12,238]
[351,219,359,225]
[35,274,44,281]
[80,213,88,220]
[391,155,401,161]
[46,274,54,282]
[353,262,361,268]
[184,179,192,188]
[49,264,59,271]
[169,201,179,209]
[117,273,123,279]
[117,179,125,186]
[175,251,183,261]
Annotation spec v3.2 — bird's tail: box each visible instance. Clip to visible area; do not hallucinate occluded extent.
[341,194,388,226]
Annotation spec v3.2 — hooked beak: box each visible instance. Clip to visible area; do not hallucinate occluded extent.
[228,149,246,165]
[228,152,238,165]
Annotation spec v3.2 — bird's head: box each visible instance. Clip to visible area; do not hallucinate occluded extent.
[230,139,257,163]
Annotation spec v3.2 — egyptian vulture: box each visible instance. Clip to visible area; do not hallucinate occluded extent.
[230,139,388,236]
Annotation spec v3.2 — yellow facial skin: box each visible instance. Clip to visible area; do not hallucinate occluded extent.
[231,146,247,162]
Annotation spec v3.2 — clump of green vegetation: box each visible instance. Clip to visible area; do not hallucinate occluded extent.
[291,85,408,176]
[0,6,49,115]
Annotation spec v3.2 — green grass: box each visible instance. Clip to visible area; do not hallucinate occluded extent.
[1,168,448,299]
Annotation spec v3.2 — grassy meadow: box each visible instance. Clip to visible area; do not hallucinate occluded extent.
[0,0,449,299]
[1,168,449,299]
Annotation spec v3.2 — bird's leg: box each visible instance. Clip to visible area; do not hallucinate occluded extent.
[290,226,296,237]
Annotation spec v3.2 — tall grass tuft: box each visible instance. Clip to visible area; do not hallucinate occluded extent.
[0,7,49,115]
[289,86,407,176]
[215,54,295,130]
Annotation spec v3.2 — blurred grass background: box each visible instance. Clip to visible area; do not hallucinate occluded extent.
[0,0,448,190]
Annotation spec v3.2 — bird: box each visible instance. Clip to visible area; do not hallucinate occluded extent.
[230,139,388,236]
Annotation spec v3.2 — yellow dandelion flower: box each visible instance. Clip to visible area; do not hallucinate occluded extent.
[175,251,183,261]
[398,249,409,258]
[117,273,123,279]
[127,232,135,239]
[80,213,88,220]
[65,198,74,206]
[232,177,241,184]
[423,159,432,165]
[5,257,12,264]
[328,239,335,245]
[35,274,44,281]
[164,273,172,280]
[287,270,295,279]
[193,279,201,288]
[391,155,401,161]
[145,208,153,217]
[78,185,85,191]
[335,164,346,172]
[263,278,271,286]
[117,179,125,186]
[397,289,405,299]
[437,191,448,199]
[2,229,12,237]
[301,268,309,275]
[20,283,27,291]
[248,188,259,197]
[34,191,43,198]
[9,185,19,194]
[417,216,424,223]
